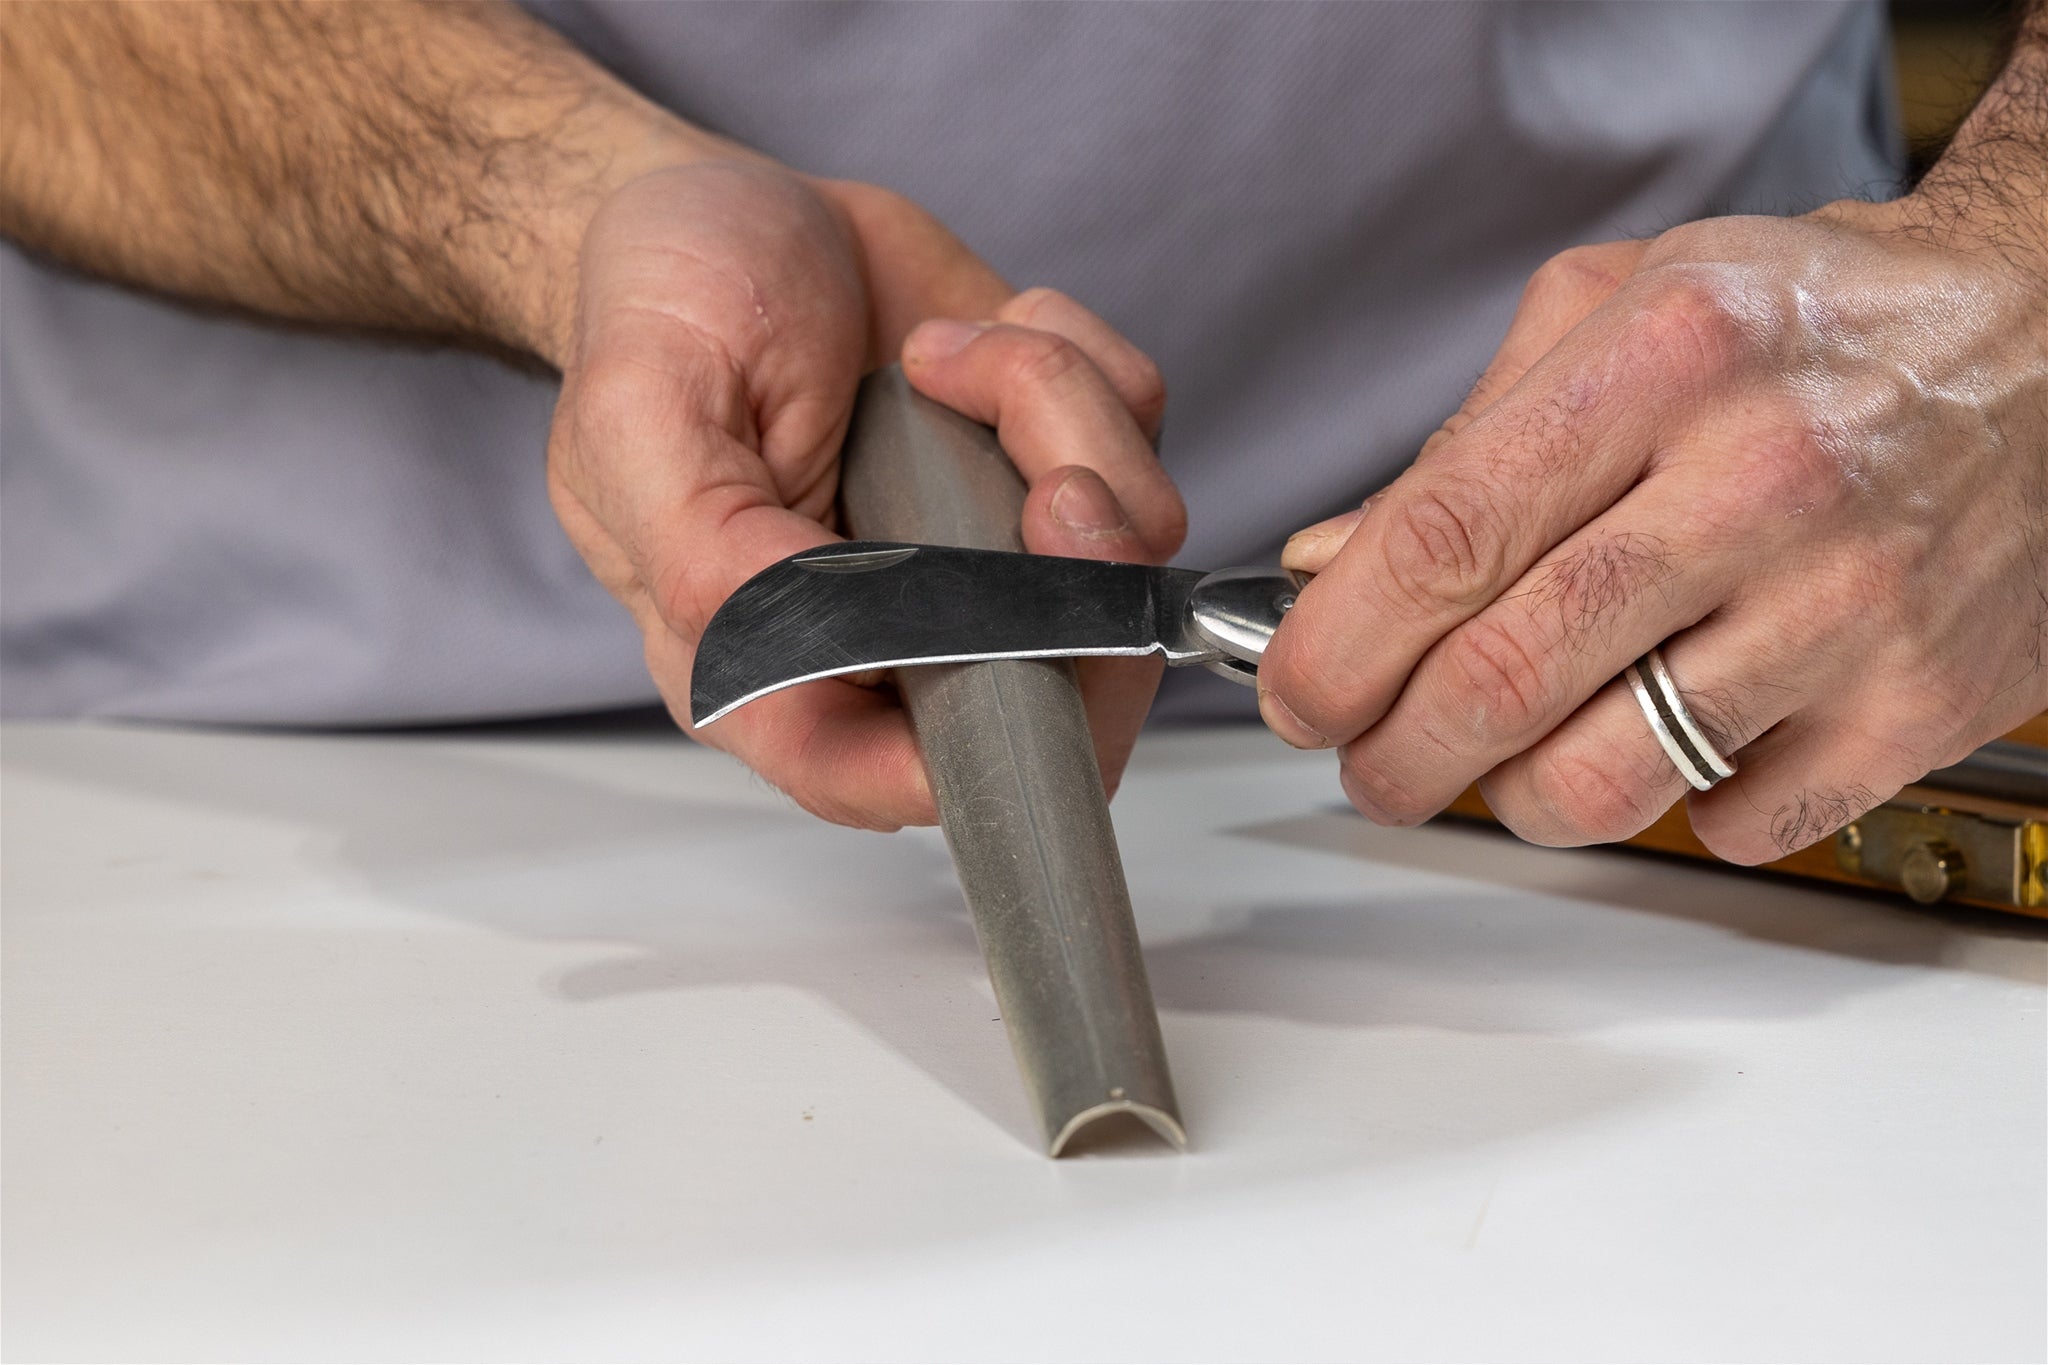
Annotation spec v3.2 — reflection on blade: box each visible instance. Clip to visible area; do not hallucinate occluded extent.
[689,542,1213,727]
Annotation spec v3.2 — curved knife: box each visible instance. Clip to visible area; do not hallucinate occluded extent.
[690,541,1305,728]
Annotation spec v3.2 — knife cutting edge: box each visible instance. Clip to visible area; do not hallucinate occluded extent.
[690,541,1306,728]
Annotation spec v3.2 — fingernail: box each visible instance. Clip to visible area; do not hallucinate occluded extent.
[1282,506,1366,563]
[1259,688,1330,749]
[904,318,990,364]
[1050,468,1132,538]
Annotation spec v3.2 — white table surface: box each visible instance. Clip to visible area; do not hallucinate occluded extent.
[4,718,2043,1363]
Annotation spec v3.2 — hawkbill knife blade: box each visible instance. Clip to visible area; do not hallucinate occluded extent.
[690,541,1305,728]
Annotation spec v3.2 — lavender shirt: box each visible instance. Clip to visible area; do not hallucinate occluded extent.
[0,1,1900,724]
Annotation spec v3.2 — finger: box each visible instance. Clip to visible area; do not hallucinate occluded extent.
[1472,618,1802,847]
[901,319,1187,561]
[1075,656,1166,802]
[995,287,1168,444]
[1259,264,1744,749]
[1686,708,1927,866]
[1018,464,1169,797]
[642,623,937,831]
[1332,485,1728,824]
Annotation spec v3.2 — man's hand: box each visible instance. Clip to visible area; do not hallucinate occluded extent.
[1,1,1185,831]
[1261,12,2048,863]
[542,162,1184,830]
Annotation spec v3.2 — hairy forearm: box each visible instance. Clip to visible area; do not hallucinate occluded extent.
[1905,1,2048,270]
[0,0,712,364]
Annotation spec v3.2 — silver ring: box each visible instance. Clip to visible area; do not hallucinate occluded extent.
[1624,648,1736,791]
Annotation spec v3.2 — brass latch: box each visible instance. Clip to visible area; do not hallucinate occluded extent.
[1835,803,2046,909]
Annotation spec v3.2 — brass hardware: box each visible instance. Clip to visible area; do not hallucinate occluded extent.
[2026,821,2048,907]
[1837,821,1864,875]
[1898,841,1962,905]
[1833,805,2042,910]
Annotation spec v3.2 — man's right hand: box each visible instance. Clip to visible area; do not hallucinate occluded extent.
[538,161,1186,830]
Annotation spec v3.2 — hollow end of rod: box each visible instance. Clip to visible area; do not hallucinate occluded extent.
[1047,1100,1188,1158]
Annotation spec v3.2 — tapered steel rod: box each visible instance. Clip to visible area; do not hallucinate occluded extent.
[837,366,1183,1155]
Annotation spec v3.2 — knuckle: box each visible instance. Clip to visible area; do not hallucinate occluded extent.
[1417,421,1462,458]
[1527,244,1630,305]
[648,553,707,638]
[1643,218,1719,263]
[1012,330,1093,395]
[1123,353,1168,426]
[1793,538,1916,638]
[1866,694,1974,775]
[1340,751,1436,825]
[1381,483,1509,614]
[1437,618,1553,738]
[1004,286,1166,430]
[1142,487,1190,559]
[1647,215,1781,268]
[1623,269,1762,378]
[1004,285,1072,324]
[1523,741,1670,845]
[1718,408,1844,513]
[1525,531,1677,645]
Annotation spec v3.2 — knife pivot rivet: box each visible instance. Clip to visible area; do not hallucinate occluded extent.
[1187,565,1312,675]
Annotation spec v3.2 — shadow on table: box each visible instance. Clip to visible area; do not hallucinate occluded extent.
[11,723,2039,1256]
[1221,807,2048,991]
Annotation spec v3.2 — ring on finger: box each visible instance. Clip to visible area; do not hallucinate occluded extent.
[1624,647,1737,791]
